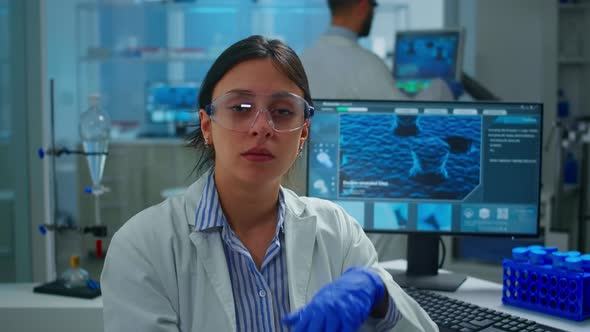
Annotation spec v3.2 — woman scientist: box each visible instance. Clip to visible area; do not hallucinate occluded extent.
[101,35,436,332]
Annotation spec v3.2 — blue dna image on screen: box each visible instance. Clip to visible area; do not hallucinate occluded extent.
[373,202,409,231]
[338,113,481,200]
[308,100,542,237]
[417,203,453,232]
[395,35,459,80]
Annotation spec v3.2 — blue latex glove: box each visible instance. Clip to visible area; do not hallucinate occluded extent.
[282,266,385,332]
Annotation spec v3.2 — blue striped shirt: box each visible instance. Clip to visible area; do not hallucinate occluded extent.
[194,171,400,331]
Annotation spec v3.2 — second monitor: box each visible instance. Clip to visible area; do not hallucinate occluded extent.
[393,29,464,96]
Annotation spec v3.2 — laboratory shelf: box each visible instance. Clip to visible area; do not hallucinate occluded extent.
[560,3,590,10]
[79,55,217,63]
[559,57,590,65]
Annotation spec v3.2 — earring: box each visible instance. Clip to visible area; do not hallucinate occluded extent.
[204,137,210,148]
[297,143,305,157]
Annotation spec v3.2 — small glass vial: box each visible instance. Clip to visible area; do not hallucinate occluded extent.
[61,255,89,288]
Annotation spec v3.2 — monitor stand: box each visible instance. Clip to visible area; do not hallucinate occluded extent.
[388,234,466,292]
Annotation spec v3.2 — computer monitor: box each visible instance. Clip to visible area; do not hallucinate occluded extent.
[307,99,543,291]
[145,82,199,134]
[393,29,464,96]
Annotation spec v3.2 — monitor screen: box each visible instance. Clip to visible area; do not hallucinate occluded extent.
[307,99,542,238]
[145,82,199,124]
[393,29,464,95]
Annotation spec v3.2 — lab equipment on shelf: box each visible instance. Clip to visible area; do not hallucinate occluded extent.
[79,94,111,259]
[80,94,111,197]
[141,81,200,137]
[33,254,101,299]
[557,89,570,120]
[61,255,90,289]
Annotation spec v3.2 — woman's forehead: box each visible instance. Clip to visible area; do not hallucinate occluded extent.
[212,58,304,99]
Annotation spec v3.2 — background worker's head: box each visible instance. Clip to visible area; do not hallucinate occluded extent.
[328,0,378,37]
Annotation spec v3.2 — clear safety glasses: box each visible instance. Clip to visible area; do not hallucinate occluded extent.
[205,91,314,133]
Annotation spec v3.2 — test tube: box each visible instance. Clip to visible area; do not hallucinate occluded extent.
[543,247,558,263]
[543,246,558,254]
[552,252,568,269]
[529,249,547,265]
[512,247,529,262]
[580,254,590,272]
[528,245,544,251]
[565,256,583,272]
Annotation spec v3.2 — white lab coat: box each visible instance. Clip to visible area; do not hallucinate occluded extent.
[301,30,453,101]
[101,172,438,332]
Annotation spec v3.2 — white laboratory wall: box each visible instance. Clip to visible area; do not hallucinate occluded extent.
[46,0,83,145]
[378,0,444,29]
[45,1,86,258]
[367,0,445,64]
[456,0,558,197]
[405,0,444,28]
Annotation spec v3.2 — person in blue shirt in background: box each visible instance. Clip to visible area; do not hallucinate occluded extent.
[101,35,437,332]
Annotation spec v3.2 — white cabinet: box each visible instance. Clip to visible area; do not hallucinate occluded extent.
[558,0,590,119]
[554,0,590,252]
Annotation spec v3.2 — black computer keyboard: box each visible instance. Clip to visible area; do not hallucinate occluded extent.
[404,288,567,332]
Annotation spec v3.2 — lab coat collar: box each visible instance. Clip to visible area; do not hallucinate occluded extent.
[185,172,318,315]
[189,231,237,330]
[184,169,211,228]
[283,201,317,310]
[183,170,310,227]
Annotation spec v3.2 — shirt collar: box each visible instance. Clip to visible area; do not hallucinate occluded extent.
[194,170,286,234]
[194,169,224,231]
[326,25,358,42]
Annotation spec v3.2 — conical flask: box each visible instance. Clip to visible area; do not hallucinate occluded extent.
[80,94,111,192]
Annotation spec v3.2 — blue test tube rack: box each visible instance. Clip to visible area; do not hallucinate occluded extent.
[502,246,590,321]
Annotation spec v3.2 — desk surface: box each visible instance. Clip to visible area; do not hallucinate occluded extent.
[1,261,589,332]
[379,260,590,332]
[0,283,102,309]
[0,283,103,332]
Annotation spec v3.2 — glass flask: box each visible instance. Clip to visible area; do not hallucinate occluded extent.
[79,94,111,192]
[61,255,89,288]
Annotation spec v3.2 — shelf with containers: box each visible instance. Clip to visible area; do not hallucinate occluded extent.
[248,0,330,55]
[73,0,331,274]
[75,0,248,135]
[75,0,331,136]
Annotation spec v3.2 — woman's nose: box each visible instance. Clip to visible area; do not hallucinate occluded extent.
[248,110,274,136]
